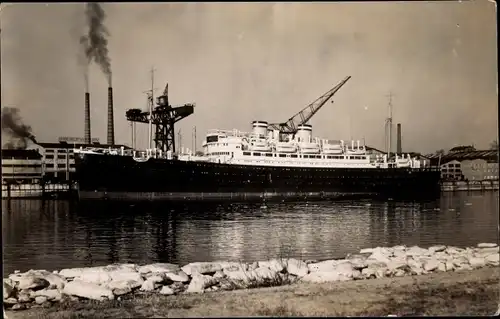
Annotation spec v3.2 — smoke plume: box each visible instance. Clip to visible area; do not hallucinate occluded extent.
[80,3,112,86]
[79,36,90,91]
[1,107,37,149]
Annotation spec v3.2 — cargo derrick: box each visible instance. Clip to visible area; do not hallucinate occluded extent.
[126,83,194,153]
[268,76,351,139]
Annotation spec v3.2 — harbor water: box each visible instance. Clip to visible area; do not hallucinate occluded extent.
[2,191,498,276]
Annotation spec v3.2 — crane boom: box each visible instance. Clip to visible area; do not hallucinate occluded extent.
[268,76,351,134]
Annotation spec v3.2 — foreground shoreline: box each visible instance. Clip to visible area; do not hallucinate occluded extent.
[6,267,499,318]
[4,243,499,317]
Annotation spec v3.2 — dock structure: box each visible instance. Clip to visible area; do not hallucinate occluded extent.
[1,182,77,199]
[1,139,130,199]
[440,180,499,192]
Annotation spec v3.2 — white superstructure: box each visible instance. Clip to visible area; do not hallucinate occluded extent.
[192,121,422,169]
[73,121,424,169]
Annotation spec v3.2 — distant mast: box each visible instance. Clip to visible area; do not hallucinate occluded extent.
[148,67,156,149]
[194,126,197,153]
[178,129,182,154]
[385,92,394,157]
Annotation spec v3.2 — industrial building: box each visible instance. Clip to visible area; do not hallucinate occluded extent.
[427,147,499,181]
[2,51,119,186]
[2,138,131,184]
[32,140,131,183]
[1,149,43,184]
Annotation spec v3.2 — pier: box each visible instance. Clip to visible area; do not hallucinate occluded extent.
[2,181,498,200]
[441,180,499,192]
[1,182,77,199]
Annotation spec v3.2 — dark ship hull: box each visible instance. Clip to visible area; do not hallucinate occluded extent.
[74,153,441,202]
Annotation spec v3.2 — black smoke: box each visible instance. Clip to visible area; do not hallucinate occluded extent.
[1,107,37,149]
[80,36,90,92]
[80,3,112,86]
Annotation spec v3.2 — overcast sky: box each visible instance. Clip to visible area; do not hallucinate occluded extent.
[1,1,497,153]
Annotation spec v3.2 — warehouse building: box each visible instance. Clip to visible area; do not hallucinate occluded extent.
[428,147,498,181]
[2,136,131,184]
[32,139,131,183]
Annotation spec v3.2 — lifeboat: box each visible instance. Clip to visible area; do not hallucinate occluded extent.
[346,140,367,155]
[346,148,366,155]
[323,143,343,155]
[248,138,272,152]
[298,142,321,154]
[395,154,412,168]
[395,160,411,168]
[276,142,297,153]
[324,149,343,155]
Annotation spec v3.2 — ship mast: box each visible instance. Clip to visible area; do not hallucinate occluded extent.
[178,129,182,154]
[385,92,394,157]
[130,121,134,149]
[148,67,156,149]
[192,126,197,154]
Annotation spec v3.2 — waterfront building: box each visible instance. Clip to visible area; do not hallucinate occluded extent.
[33,140,131,182]
[428,148,499,181]
[1,149,43,184]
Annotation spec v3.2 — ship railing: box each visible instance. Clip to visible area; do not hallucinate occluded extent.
[207,129,253,138]
[74,146,124,155]
[132,150,151,161]
[407,167,441,172]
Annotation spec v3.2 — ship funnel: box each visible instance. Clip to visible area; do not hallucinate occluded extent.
[296,124,312,143]
[107,87,115,146]
[84,92,91,144]
[351,140,354,149]
[396,123,402,154]
[252,121,268,137]
[357,140,360,149]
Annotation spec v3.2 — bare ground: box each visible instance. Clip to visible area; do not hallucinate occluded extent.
[6,267,499,318]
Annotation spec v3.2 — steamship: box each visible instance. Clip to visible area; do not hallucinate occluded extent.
[74,120,441,201]
[73,77,441,201]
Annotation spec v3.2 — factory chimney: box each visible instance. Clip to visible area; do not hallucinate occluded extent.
[84,92,91,144]
[107,87,115,146]
[396,123,402,154]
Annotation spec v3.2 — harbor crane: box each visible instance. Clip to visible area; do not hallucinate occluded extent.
[268,76,351,135]
[125,83,194,153]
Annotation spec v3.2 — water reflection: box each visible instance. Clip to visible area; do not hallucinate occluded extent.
[3,192,498,275]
